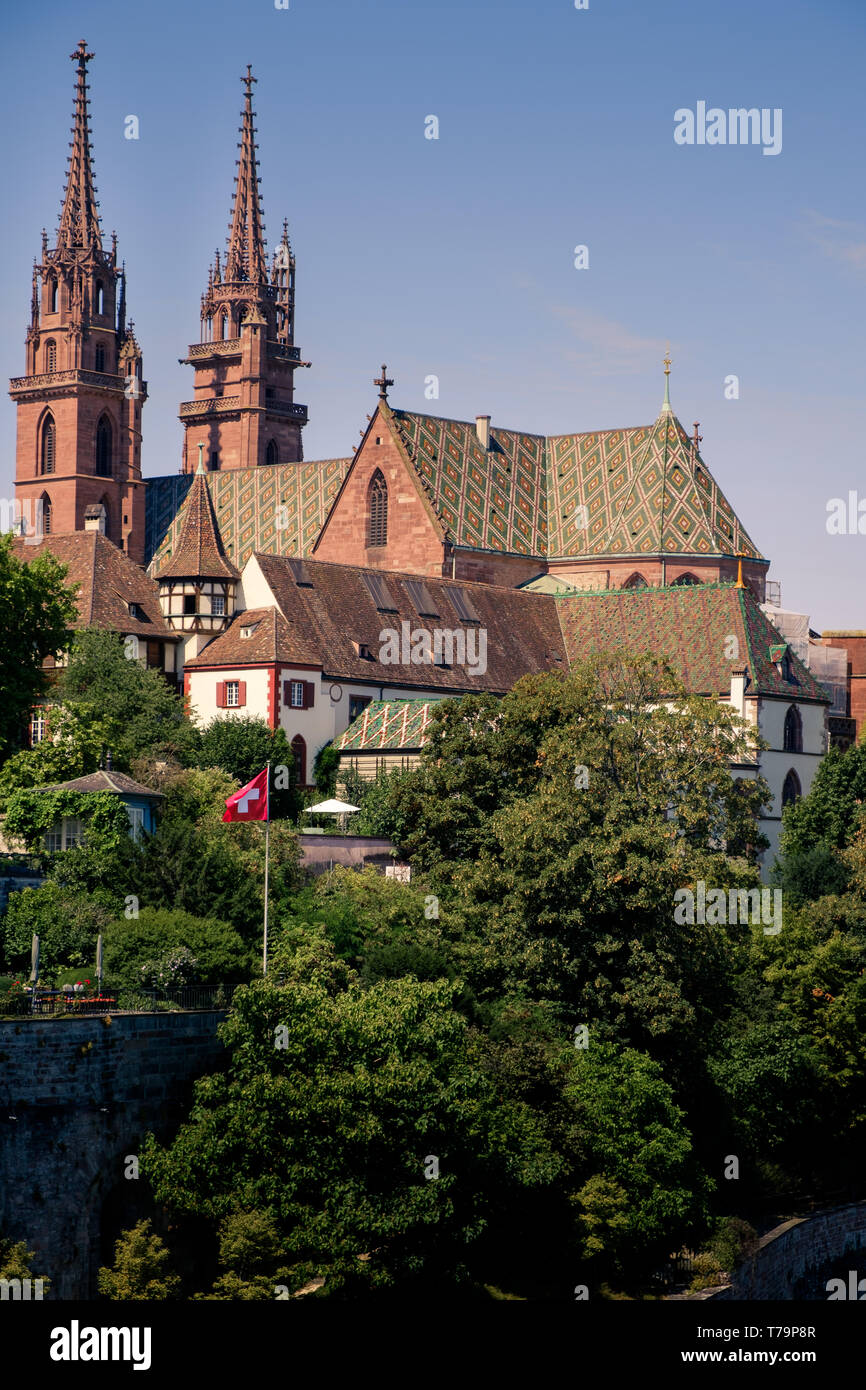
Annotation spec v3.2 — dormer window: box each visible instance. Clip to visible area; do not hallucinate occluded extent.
[240,623,258,639]
[127,601,145,621]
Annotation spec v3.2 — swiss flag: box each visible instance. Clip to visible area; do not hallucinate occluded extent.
[223,768,269,823]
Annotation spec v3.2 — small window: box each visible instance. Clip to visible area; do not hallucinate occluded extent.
[95,344,105,372]
[361,571,398,612]
[30,712,47,746]
[404,578,439,618]
[287,558,313,587]
[126,806,145,842]
[41,493,52,534]
[95,282,104,315]
[127,601,144,621]
[349,695,371,722]
[445,585,481,623]
[225,681,240,707]
[291,734,307,785]
[183,595,197,616]
[220,314,228,341]
[240,624,258,639]
[49,280,58,314]
[45,340,57,372]
[367,469,388,547]
[212,594,226,616]
[266,439,279,466]
[96,416,112,477]
[290,680,305,708]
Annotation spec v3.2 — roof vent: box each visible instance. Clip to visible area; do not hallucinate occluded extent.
[475,415,491,450]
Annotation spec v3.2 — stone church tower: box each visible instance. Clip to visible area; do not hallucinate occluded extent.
[178,68,309,474]
[10,41,146,563]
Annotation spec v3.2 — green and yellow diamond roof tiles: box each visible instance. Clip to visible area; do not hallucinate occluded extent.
[337,699,439,752]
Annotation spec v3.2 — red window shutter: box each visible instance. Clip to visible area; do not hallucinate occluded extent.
[238,681,247,707]
[216,681,225,709]
[304,681,315,709]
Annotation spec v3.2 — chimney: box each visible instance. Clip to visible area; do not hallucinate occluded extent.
[729,668,747,716]
[84,504,106,534]
[475,415,491,450]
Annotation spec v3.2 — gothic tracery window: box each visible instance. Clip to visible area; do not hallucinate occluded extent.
[45,340,57,372]
[782,769,802,807]
[783,704,803,753]
[41,415,56,474]
[266,439,279,467]
[367,469,388,547]
[623,572,648,589]
[96,416,112,477]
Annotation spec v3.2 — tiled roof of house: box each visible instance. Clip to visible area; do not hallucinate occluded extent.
[155,470,240,581]
[186,556,568,691]
[37,769,163,798]
[146,458,350,569]
[12,532,176,641]
[556,582,830,702]
[386,400,763,562]
[337,699,438,752]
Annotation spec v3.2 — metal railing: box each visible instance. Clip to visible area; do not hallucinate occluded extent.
[0,982,239,1017]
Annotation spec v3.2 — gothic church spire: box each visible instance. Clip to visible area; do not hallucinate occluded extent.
[224,67,267,285]
[56,40,103,255]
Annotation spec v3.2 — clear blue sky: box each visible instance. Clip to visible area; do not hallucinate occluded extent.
[2,0,864,626]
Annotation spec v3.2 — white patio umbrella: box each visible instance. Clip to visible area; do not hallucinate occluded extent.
[304,797,361,835]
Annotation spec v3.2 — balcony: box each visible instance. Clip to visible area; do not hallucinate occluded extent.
[179,396,241,417]
[266,400,308,421]
[9,369,146,397]
[185,339,242,360]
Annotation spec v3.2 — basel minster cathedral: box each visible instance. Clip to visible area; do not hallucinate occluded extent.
[10,41,857,868]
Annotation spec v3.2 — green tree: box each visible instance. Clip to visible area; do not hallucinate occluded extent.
[2,879,117,974]
[57,626,197,767]
[141,938,561,1297]
[193,715,301,819]
[97,1219,181,1300]
[780,742,866,858]
[0,532,79,761]
[102,907,252,990]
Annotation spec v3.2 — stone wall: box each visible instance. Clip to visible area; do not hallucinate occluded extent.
[701,1202,866,1300]
[0,1010,225,1299]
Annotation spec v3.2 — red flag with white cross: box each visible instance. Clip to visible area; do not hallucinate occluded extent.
[222,767,269,823]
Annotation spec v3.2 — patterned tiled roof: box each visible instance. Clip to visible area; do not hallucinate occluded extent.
[337,700,438,752]
[12,532,176,641]
[145,458,350,569]
[557,583,830,702]
[155,471,239,580]
[389,409,548,556]
[388,403,763,563]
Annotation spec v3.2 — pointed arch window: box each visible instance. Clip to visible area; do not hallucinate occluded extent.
[41,415,56,475]
[672,572,700,586]
[95,282,104,315]
[291,734,307,786]
[783,704,803,753]
[266,439,279,467]
[782,769,802,808]
[96,416,112,477]
[94,344,105,372]
[40,493,52,535]
[48,280,58,314]
[623,572,648,589]
[367,470,388,547]
[220,314,228,341]
[45,340,57,372]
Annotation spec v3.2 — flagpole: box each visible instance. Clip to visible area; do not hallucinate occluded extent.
[263,761,271,976]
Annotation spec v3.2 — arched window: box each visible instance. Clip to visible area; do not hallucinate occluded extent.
[41,415,56,474]
[206,315,213,342]
[45,340,57,372]
[782,769,802,808]
[94,344,105,372]
[95,282,104,315]
[48,280,58,314]
[96,416,112,477]
[291,734,307,786]
[40,493,52,535]
[623,572,648,589]
[220,314,228,341]
[266,439,279,467]
[672,572,700,586]
[783,704,803,753]
[367,469,388,547]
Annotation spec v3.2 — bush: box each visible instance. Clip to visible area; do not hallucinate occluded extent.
[102,907,252,991]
